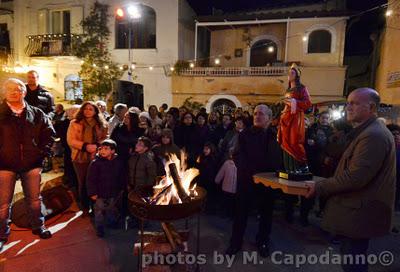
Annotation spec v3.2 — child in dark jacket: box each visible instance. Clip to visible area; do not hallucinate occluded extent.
[87,139,125,237]
[196,142,218,213]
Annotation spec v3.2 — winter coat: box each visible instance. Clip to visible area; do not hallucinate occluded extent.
[128,151,157,189]
[67,119,108,162]
[0,101,55,171]
[316,118,396,239]
[87,154,125,198]
[111,124,144,162]
[25,84,55,115]
[215,159,237,194]
[234,126,283,190]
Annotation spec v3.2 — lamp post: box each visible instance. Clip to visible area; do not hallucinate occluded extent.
[116,5,141,80]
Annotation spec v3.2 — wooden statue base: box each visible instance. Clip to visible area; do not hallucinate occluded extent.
[254,172,324,196]
[276,171,313,181]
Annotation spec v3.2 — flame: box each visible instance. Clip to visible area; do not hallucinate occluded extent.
[150,153,199,205]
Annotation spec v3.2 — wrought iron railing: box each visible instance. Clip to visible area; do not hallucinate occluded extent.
[178,66,289,77]
[25,33,81,57]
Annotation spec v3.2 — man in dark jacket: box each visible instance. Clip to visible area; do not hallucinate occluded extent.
[25,70,55,115]
[87,139,125,237]
[307,88,396,272]
[0,78,56,250]
[226,104,283,257]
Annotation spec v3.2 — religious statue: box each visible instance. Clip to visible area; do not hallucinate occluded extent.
[277,64,313,181]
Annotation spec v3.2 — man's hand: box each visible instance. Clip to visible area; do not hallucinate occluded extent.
[90,195,98,201]
[305,182,316,198]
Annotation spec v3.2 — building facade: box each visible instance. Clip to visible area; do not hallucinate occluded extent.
[172,2,349,112]
[1,0,195,108]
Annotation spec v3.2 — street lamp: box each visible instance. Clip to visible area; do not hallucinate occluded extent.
[116,5,141,80]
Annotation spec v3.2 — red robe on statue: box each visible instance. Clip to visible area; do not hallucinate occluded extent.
[277,86,312,164]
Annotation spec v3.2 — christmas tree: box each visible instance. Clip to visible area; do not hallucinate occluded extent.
[73,1,124,101]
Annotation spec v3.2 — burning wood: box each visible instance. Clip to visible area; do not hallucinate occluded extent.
[147,153,199,205]
[168,163,191,203]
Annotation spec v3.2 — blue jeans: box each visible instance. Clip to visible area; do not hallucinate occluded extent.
[0,168,45,241]
[94,198,119,229]
[340,237,370,272]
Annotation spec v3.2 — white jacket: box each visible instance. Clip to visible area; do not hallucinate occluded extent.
[215,159,237,194]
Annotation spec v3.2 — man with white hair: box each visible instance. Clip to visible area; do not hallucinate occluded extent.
[0,78,55,250]
[96,100,110,120]
[226,104,283,257]
[108,103,128,135]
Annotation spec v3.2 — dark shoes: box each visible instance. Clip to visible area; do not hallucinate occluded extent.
[96,226,105,238]
[32,227,52,239]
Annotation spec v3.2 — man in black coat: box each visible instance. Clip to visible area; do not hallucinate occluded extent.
[0,78,56,250]
[25,70,55,115]
[226,104,283,257]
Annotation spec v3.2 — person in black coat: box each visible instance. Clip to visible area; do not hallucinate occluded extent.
[210,113,233,148]
[111,110,144,163]
[174,112,197,167]
[0,78,55,249]
[25,70,55,115]
[196,142,218,213]
[226,104,283,257]
[194,112,210,158]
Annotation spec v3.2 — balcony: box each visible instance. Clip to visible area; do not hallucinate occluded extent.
[178,66,289,77]
[25,33,80,57]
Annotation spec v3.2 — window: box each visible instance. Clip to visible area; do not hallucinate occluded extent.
[307,29,331,53]
[250,39,278,67]
[115,5,156,49]
[51,10,71,34]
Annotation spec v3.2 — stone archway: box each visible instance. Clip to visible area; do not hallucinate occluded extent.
[206,94,241,114]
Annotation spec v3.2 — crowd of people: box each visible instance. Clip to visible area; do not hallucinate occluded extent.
[0,70,399,272]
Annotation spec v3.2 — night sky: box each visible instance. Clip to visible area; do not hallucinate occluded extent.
[187,0,388,15]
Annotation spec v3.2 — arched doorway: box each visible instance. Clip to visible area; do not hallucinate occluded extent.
[64,74,83,101]
[211,99,237,115]
[250,39,278,67]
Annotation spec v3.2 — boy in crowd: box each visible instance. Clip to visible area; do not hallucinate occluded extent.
[87,139,125,237]
[128,136,157,191]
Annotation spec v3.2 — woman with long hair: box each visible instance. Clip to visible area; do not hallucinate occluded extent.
[67,101,108,214]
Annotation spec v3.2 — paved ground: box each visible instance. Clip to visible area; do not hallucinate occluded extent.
[0,198,399,272]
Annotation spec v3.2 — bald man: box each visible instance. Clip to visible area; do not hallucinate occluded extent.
[226,104,283,257]
[306,88,396,272]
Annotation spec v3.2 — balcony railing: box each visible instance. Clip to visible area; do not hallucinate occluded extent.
[178,66,289,77]
[25,33,80,57]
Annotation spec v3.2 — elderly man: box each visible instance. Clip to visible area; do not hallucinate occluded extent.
[0,78,56,250]
[306,88,396,272]
[25,70,55,115]
[108,103,128,135]
[226,104,283,257]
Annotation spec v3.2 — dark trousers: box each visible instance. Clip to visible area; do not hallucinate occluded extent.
[340,237,370,272]
[0,168,45,241]
[222,191,235,218]
[94,197,119,229]
[230,182,275,248]
[72,162,91,210]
